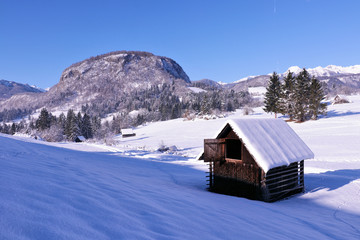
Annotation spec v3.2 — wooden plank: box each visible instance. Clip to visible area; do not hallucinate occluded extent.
[266,165,299,178]
[266,174,302,187]
[266,170,302,183]
[266,165,303,178]
[203,139,225,162]
[267,179,300,192]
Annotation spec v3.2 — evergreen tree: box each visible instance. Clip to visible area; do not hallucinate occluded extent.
[81,113,93,138]
[309,76,327,120]
[77,112,83,134]
[200,94,211,114]
[2,123,10,134]
[10,123,16,135]
[226,101,234,112]
[294,68,311,122]
[64,109,80,141]
[111,115,121,134]
[58,113,66,129]
[91,115,101,137]
[281,71,296,120]
[64,109,74,138]
[36,108,51,130]
[263,72,282,118]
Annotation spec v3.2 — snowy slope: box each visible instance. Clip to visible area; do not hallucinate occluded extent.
[1,96,360,239]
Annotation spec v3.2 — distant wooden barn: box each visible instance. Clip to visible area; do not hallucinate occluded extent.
[75,136,86,142]
[121,128,136,138]
[332,94,349,105]
[198,119,314,202]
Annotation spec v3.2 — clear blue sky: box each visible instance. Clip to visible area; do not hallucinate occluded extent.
[1,0,360,88]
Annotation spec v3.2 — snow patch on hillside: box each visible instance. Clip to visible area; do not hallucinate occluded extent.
[234,75,258,83]
[188,87,206,93]
[248,86,267,95]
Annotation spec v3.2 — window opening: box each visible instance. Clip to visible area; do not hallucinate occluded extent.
[225,139,242,160]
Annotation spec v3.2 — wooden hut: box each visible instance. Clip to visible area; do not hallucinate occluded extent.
[332,94,349,105]
[198,118,314,202]
[75,136,86,142]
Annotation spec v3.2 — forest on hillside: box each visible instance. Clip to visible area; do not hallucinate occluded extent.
[0,86,259,142]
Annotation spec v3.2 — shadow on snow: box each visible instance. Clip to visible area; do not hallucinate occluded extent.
[305,169,360,192]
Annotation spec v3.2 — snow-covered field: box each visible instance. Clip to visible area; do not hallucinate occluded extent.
[1,96,360,239]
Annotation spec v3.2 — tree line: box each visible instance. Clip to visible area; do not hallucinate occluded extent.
[79,83,258,124]
[0,108,104,142]
[263,68,327,121]
[0,87,258,142]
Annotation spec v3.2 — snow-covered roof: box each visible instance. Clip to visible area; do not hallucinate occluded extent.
[77,136,86,141]
[122,128,134,135]
[209,118,314,173]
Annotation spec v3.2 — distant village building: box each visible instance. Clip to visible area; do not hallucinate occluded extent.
[332,95,350,105]
[198,119,314,202]
[75,136,86,142]
[121,128,136,138]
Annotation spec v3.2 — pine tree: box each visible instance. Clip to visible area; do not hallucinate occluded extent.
[200,94,211,115]
[91,115,101,137]
[36,108,51,130]
[58,113,66,129]
[2,123,10,134]
[281,71,296,120]
[294,68,312,122]
[309,76,327,120]
[64,109,73,138]
[111,115,121,134]
[264,72,282,118]
[77,112,83,134]
[64,109,80,141]
[226,101,234,112]
[10,123,16,135]
[81,113,93,139]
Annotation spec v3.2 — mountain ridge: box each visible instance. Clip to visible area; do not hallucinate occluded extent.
[0,79,44,100]
[228,64,360,95]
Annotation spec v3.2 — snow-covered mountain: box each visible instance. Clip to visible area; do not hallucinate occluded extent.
[0,79,44,100]
[231,64,360,95]
[283,65,360,78]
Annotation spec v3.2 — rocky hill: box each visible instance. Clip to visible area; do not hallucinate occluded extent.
[0,51,192,112]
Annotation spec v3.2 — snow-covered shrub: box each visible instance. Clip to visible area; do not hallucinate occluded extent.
[242,106,254,115]
[40,125,65,142]
[157,140,169,152]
